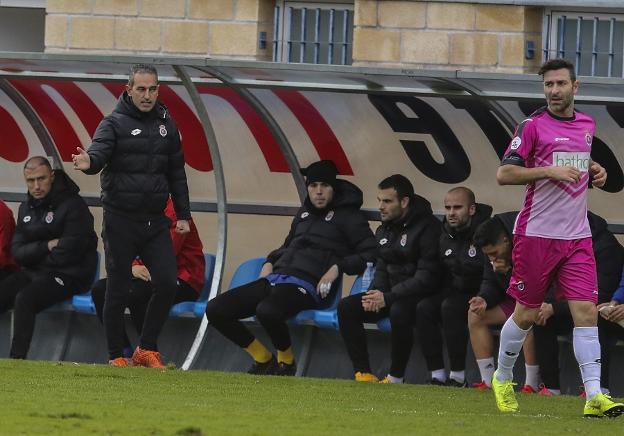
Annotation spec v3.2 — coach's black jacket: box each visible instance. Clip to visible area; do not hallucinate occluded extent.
[84,91,190,221]
[12,171,98,290]
[477,211,517,309]
[266,179,377,308]
[369,194,442,306]
[439,203,492,297]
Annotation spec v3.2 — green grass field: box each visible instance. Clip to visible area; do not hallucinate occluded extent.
[1,359,622,435]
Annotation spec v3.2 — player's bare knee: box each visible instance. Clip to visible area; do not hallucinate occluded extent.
[569,300,598,327]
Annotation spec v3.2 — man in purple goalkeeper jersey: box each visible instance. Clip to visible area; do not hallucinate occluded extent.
[490,58,624,418]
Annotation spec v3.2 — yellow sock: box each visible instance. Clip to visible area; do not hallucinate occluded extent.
[277,347,294,365]
[244,339,272,363]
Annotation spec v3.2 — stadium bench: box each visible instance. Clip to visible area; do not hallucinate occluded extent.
[193,256,266,317]
[169,253,216,317]
[294,275,366,330]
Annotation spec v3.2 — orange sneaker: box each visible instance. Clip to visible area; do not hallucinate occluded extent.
[472,381,490,391]
[520,385,537,394]
[109,357,131,367]
[132,346,166,369]
[537,384,555,396]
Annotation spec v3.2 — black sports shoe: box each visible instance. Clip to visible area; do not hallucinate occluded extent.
[248,356,277,375]
[446,378,467,388]
[275,361,297,376]
[430,378,446,386]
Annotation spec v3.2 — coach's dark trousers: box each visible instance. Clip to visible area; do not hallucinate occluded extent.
[205,279,316,351]
[338,293,420,377]
[0,271,77,358]
[102,211,177,359]
[416,293,472,372]
[92,277,197,352]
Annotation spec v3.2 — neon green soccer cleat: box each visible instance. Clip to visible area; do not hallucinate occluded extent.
[491,370,518,413]
[584,392,624,418]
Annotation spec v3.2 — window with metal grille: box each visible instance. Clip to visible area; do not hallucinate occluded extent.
[544,10,624,77]
[273,1,354,65]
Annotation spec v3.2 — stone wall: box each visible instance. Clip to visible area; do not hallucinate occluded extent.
[352,0,543,73]
[44,0,545,72]
[45,0,274,60]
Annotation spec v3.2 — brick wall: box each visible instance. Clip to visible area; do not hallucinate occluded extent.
[45,0,274,60]
[352,0,543,73]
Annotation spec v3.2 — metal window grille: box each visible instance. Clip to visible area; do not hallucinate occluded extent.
[544,11,624,77]
[273,3,353,65]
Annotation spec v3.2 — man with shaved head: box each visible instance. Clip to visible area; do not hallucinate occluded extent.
[416,187,491,387]
[0,156,97,359]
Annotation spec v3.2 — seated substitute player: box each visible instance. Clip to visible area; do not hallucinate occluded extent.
[491,58,622,417]
[206,160,377,376]
[91,197,205,365]
[468,213,539,392]
[338,174,441,384]
[0,156,97,359]
[533,211,623,396]
[0,199,18,281]
[416,187,491,387]
[597,268,624,392]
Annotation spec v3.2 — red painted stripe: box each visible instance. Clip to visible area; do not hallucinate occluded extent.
[0,106,28,162]
[9,79,81,162]
[43,81,104,136]
[197,86,289,172]
[272,89,352,175]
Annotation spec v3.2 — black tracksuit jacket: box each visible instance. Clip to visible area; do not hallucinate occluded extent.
[12,171,98,290]
[439,203,493,297]
[84,91,190,220]
[266,179,377,308]
[369,194,442,306]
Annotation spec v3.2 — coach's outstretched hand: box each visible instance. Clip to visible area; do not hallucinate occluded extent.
[71,147,90,170]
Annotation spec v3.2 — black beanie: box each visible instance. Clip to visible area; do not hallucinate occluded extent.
[301,160,338,187]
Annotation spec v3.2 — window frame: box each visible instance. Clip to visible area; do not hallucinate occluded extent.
[273,0,354,65]
[545,7,624,77]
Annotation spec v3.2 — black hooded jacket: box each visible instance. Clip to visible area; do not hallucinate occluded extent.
[439,203,492,296]
[84,92,190,221]
[369,194,442,306]
[477,211,516,309]
[266,179,377,308]
[11,171,98,290]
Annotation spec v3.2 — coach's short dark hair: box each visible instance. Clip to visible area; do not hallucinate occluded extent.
[378,174,414,201]
[538,58,576,82]
[128,64,159,86]
[473,217,506,248]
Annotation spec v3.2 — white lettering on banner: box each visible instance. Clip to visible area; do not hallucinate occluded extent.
[552,152,590,172]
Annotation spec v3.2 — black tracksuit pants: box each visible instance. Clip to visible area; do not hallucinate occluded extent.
[337,292,420,377]
[102,211,177,359]
[416,293,472,371]
[0,271,77,358]
[92,277,197,351]
[205,278,316,351]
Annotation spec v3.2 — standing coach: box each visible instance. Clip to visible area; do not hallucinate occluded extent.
[72,64,191,368]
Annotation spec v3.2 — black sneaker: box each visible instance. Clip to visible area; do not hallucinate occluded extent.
[248,356,277,375]
[275,361,297,376]
[446,378,467,388]
[430,378,446,386]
